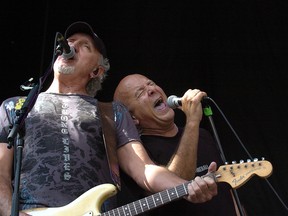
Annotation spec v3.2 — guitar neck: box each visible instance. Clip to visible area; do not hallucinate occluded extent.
[101,159,273,216]
[101,181,190,216]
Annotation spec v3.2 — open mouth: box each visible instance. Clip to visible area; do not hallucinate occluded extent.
[154,97,166,110]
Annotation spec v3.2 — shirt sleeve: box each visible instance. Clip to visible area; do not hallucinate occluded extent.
[113,101,141,148]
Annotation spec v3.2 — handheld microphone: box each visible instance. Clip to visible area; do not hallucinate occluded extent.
[56,32,75,59]
[167,95,210,109]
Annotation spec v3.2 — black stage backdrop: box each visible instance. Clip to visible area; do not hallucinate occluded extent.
[1,1,288,215]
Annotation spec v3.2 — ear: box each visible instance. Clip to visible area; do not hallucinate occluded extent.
[90,67,104,78]
[131,115,140,126]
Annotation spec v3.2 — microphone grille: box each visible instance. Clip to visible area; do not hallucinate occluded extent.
[167,95,178,109]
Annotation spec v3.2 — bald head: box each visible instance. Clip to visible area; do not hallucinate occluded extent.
[114,73,175,134]
[114,74,148,107]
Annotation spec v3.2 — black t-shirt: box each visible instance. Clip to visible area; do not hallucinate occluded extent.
[117,128,238,216]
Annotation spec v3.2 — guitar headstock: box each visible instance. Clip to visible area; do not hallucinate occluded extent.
[215,158,273,189]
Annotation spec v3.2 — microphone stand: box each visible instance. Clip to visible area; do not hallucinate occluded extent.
[203,103,245,216]
[6,31,64,215]
[7,63,56,216]
[7,83,40,216]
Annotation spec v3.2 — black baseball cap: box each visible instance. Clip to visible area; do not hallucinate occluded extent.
[65,21,107,58]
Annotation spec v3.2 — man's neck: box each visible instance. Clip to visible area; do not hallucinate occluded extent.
[46,80,88,96]
[141,123,178,137]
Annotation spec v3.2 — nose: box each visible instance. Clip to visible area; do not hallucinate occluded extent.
[147,86,155,96]
[70,41,77,52]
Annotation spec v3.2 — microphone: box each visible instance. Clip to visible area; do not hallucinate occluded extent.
[167,95,210,109]
[56,32,75,59]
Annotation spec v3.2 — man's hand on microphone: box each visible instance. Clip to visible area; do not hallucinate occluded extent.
[180,89,207,124]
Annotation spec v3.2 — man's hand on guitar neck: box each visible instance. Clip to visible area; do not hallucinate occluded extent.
[185,161,218,203]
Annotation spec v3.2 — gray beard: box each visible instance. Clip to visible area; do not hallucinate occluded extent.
[57,64,75,74]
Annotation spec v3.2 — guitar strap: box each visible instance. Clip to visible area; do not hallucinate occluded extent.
[98,102,121,191]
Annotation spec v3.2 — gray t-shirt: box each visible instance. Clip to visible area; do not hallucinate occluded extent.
[0,92,140,211]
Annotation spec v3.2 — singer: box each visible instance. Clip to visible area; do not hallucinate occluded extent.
[0,22,218,216]
[114,73,243,216]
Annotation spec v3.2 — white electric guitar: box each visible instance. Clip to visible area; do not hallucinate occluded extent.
[23,159,273,216]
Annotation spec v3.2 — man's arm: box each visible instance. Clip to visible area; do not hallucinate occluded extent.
[166,89,206,180]
[117,140,217,203]
[0,143,14,216]
[167,121,199,180]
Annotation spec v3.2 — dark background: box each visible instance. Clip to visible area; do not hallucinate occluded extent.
[1,1,288,215]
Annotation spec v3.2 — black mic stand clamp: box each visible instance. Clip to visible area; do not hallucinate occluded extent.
[203,104,246,216]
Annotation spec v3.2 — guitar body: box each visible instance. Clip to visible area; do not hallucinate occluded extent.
[22,183,117,216]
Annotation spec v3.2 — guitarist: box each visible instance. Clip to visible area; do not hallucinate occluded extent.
[114,74,244,215]
[0,22,218,216]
